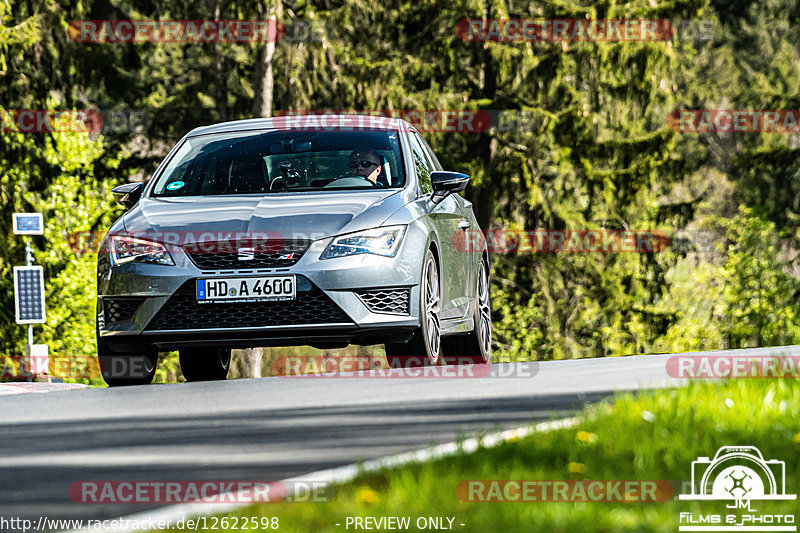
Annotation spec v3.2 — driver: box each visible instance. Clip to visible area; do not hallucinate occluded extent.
[348,149,384,186]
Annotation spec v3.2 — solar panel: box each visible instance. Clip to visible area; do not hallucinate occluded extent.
[14,266,46,324]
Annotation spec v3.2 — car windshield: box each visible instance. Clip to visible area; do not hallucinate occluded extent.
[151,129,406,196]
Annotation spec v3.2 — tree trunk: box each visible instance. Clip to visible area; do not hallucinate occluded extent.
[253,0,281,117]
[473,0,497,230]
[214,0,228,121]
[254,37,275,117]
[244,347,263,378]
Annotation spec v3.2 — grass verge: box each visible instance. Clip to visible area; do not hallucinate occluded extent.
[166,378,800,532]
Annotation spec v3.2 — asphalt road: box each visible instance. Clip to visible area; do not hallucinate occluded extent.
[0,349,750,526]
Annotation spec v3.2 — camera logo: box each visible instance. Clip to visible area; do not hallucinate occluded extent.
[679,446,795,503]
[677,446,796,532]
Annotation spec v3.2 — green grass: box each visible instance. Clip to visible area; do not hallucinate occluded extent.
[165,379,800,532]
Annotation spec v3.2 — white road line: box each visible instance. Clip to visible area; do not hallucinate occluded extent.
[0,382,89,394]
[63,416,579,532]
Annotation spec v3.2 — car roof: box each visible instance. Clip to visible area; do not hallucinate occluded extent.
[187,115,417,137]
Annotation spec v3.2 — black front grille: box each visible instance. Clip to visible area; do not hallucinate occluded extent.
[357,288,411,315]
[146,280,349,330]
[104,298,144,324]
[185,240,311,270]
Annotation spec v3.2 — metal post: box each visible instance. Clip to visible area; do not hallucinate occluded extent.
[25,235,32,266]
[25,236,34,346]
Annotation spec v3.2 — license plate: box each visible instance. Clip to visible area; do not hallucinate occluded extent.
[196,276,296,303]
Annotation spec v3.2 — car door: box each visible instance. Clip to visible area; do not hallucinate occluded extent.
[410,132,471,320]
[419,133,478,318]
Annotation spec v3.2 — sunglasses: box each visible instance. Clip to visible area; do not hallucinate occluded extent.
[349,160,379,169]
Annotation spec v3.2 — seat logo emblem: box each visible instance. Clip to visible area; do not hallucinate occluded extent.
[237,247,255,261]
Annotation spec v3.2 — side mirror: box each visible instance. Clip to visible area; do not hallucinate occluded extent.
[430,171,470,205]
[112,182,144,209]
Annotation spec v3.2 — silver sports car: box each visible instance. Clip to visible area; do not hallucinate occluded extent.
[96,115,491,385]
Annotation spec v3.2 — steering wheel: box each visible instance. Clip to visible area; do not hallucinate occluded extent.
[270,177,288,191]
[324,176,376,188]
[347,173,386,187]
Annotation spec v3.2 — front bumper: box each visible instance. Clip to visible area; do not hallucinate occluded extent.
[97,233,426,352]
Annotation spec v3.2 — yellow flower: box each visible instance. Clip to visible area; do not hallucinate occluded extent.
[568,462,586,474]
[507,430,523,442]
[355,486,380,505]
[576,431,598,443]
[794,433,800,444]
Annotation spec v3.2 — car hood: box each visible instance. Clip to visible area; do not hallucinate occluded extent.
[122,190,406,243]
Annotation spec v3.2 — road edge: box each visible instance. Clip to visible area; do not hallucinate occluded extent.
[63,416,579,532]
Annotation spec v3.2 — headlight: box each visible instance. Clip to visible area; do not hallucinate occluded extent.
[111,235,174,266]
[320,226,406,260]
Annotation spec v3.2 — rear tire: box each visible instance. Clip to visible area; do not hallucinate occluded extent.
[179,347,231,382]
[99,352,158,387]
[441,258,492,365]
[385,249,440,369]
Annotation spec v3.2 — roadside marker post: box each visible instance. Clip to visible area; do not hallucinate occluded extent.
[12,213,50,382]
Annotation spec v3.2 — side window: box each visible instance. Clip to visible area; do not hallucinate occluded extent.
[417,133,443,171]
[408,133,434,194]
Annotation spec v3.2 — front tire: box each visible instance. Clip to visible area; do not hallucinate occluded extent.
[385,249,441,368]
[179,347,231,382]
[441,258,492,365]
